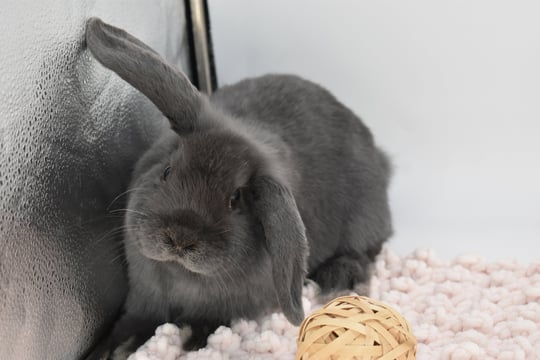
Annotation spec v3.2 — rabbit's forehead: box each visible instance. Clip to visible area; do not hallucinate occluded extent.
[180,133,258,182]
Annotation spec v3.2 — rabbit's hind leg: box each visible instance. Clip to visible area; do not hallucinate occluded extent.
[307,251,373,294]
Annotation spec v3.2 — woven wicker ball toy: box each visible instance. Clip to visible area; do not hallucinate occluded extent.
[296,296,417,360]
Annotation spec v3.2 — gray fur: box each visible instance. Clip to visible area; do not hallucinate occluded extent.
[85,18,392,358]
[86,18,204,134]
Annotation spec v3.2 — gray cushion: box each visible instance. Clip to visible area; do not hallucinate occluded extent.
[0,1,189,359]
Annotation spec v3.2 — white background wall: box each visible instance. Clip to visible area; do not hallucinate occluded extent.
[208,1,540,261]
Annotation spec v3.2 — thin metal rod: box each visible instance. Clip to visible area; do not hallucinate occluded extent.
[189,0,213,95]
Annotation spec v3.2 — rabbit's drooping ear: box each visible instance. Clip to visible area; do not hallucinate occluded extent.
[252,176,308,325]
[85,17,202,135]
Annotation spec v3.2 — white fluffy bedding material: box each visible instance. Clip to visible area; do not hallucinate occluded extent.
[128,247,540,359]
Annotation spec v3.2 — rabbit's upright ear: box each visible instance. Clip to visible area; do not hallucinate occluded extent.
[252,176,308,325]
[85,17,203,135]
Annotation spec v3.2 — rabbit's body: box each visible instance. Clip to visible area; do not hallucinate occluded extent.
[211,75,392,273]
[84,18,391,359]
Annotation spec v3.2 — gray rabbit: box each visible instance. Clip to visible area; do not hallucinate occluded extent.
[84,18,392,359]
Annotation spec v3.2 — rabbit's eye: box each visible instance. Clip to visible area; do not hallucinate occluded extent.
[163,166,172,181]
[229,188,241,210]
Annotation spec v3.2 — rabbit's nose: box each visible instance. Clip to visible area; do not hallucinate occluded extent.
[163,228,197,252]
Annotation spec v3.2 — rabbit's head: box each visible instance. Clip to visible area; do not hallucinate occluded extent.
[86,18,307,325]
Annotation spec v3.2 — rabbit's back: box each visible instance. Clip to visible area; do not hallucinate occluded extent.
[211,75,374,148]
[211,75,392,270]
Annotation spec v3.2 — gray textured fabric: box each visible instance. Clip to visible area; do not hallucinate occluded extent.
[0,1,190,359]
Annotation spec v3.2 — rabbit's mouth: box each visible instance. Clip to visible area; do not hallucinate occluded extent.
[174,254,223,276]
